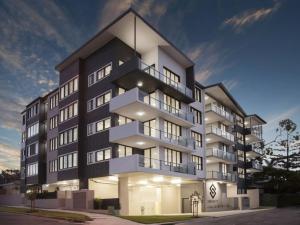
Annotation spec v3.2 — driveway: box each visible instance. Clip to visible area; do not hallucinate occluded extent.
[0,212,79,225]
[179,208,300,225]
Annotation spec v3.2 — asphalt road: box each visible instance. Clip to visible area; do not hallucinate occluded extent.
[179,208,300,225]
[0,212,80,225]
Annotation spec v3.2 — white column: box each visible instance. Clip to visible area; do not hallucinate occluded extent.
[119,177,129,215]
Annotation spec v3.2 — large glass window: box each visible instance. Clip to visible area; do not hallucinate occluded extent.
[58,152,77,170]
[164,120,181,139]
[163,67,180,86]
[164,148,181,166]
[26,163,38,177]
[60,77,78,100]
[87,90,111,112]
[59,101,78,123]
[191,131,202,147]
[87,148,111,164]
[144,147,159,169]
[118,145,132,158]
[191,107,202,124]
[50,93,59,109]
[163,94,180,113]
[192,155,203,170]
[143,119,156,137]
[27,122,39,138]
[59,126,78,146]
[87,118,111,136]
[50,115,58,129]
[88,63,112,86]
[194,87,201,102]
[26,142,38,157]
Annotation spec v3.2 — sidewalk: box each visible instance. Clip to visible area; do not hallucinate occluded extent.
[198,207,274,217]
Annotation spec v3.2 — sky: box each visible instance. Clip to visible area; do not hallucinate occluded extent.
[0,0,299,171]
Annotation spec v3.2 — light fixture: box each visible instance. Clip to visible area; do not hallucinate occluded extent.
[137,81,143,87]
[206,138,211,142]
[108,176,118,181]
[138,180,148,185]
[136,141,145,145]
[152,176,164,182]
[171,178,181,184]
[205,95,209,100]
[205,118,208,121]
[136,111,145,116]
[176,184,181,187]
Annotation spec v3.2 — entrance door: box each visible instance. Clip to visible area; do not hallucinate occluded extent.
[182,198,191,213]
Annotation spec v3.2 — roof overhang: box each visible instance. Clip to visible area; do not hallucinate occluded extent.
[55,8,194,71]
[205,83,246,117]
[246,114,267,125]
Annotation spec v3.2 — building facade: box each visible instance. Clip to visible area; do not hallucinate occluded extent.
[20,9,265,215]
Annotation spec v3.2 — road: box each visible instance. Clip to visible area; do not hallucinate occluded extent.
[0,212,79,225]
[179,208,300,225]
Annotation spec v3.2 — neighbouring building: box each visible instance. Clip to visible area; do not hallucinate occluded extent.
[20,9,265,215]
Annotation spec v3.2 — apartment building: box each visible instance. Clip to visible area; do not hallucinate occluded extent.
[20,9,265,215]
[204,84,265,211]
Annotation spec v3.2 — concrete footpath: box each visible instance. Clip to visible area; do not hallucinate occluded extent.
[5,206,273,225]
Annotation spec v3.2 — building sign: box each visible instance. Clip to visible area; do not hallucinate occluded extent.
[209,184,216,199]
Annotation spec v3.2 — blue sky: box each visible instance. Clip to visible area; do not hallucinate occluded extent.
[0,0,299,170]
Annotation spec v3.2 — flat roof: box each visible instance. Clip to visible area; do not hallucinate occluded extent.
[55,8,194,71]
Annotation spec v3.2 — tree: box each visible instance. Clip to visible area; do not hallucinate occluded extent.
[25,185,39,211]
[263,119,300,171]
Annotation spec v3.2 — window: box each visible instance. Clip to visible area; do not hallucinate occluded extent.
[163,94,180,113]
[27,103,39,119]
[22,114,26,125]
[143,119,156,137]
[192,155,203,170]
[118,145,132,158]
[49,115,58,129]
[221,163,227,174]
[117,115,132,126]
[87,148,111,164]
[87,90,111,112]
[21,132,26,143]
[164,148,181,166]
[194,87,201,102]
[59,126,78,146]
[59,101,78,123]
[144,147,159,168]
[58,152,77,170]
[117,87,125,96]
[164,120,181,139]
[191,131,202,147]
[87,118,111,136]
[21,149,26,161]
[50,93,59,109]
[49,159,57,173]
[26,163,38,177]
[88,63,112,86]
[26,142,38,157]
[191,107,202,124]
[60,77,78,100]
[163,67,180,86]
[49,137,58,151]
[27,122,39,138]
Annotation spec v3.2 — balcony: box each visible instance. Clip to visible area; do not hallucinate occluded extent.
[109,121,196,152]
[110,87,194,127]
[111,57,194,103]
[246,160,263,172]
[245,144,264,158]
[206,148,236,164]
[206,125,235,145]
[109,154,197,178]
[245,127,263,143]
[206,171,237,183]
[205,103,234,125]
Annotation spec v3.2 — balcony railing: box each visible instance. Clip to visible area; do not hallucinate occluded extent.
[139,60,193,98]
[206,103,234,122]
[138,155,196,175]
[206,171,237,182]
[206,125,235,142]
[138,90,194,123]
[206,148,236,162]
[139,123,196,150]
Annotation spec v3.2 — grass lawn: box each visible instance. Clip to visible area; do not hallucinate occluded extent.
[0,206,92,222]
[120,215,198,224]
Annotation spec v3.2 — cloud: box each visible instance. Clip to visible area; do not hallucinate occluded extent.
[222,1,281,32]
[223,79,239,91]
[0,143,20,171]
[192,41,235,84]
[98,0,169,29]
[187,46,203,61]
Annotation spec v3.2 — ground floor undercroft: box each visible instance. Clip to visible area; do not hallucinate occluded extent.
[89,173,205,215]
[40,175,260,215]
